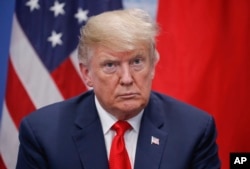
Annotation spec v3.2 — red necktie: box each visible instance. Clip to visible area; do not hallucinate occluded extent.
[109,121,132,169]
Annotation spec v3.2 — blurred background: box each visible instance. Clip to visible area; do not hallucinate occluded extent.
[0,0,249,169]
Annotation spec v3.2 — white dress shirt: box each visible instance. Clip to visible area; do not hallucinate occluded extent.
[95,96,143,169]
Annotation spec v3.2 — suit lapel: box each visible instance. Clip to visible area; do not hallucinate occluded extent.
[72,92,109,169]
[72,121,109,169]
[134,95,168,169]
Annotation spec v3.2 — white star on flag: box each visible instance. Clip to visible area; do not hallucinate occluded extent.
[26,0,40,12]
[50,1,65,17]
[151,136,160,145]
[74,8,89,24]
[47,30,63,47]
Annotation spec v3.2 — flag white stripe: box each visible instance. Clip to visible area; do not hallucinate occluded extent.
[70,49,81,77]
[10,14,63,109]
[70,50,90,90]
[0,102,19,169]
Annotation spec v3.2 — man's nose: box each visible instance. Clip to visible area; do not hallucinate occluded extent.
[119,65,133,86]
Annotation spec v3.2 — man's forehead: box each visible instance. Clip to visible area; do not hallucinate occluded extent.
[96,48,149,60]
[96,44,148,55]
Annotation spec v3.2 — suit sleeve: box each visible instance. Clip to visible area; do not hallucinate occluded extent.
[191,116,221,169]
[16,118,48,169]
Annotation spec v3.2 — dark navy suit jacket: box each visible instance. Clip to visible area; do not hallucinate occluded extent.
[16,90,220,169]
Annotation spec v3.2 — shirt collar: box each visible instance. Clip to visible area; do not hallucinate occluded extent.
[95,95,143,134]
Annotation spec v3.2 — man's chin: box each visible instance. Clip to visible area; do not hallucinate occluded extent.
[117,102,144,114]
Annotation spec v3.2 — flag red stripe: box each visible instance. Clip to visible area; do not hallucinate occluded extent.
[51,57,87,99]
[5,59,36,128]
[0,155,7,169]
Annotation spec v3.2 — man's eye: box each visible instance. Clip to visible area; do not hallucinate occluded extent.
[133,58,142,64]
[105,62,115,68]
[131,57,145,71]
[103,62,117,73]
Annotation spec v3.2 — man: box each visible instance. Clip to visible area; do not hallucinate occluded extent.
[16,8,221,169]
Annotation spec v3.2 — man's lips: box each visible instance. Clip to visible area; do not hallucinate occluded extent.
[117,93,139,99]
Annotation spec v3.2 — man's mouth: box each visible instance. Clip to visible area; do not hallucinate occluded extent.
[118,93,139,99]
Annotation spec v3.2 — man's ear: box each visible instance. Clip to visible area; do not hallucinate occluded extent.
[79,63,93,87]
[151,50,160,79]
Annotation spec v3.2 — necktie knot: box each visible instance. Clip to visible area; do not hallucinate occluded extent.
[112,120,131,136]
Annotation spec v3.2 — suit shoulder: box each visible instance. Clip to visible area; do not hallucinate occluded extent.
[21,91,94,126]
[149,91,216,141]
[150,91,211,120]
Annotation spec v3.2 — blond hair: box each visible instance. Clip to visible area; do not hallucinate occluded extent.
[78,8,159,65]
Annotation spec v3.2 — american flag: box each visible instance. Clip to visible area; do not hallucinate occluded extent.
[0,0,122,168]
[151,136,160,145]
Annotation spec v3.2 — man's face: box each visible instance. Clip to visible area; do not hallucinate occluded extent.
[80,45,156,120]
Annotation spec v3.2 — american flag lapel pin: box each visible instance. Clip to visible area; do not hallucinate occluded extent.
[151,136,160,145]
